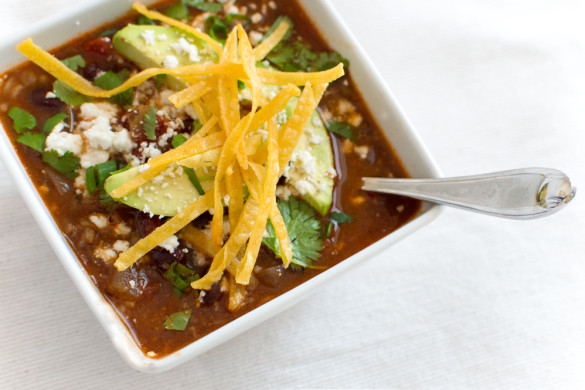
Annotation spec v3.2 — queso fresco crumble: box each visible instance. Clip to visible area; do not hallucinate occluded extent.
[0,0,419,357]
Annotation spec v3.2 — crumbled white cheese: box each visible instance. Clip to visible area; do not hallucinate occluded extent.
[45,124,83,156]
[114,222,131,236]
[80,149,110,168]
[128,280,136,288]
[94,247,117,263]
[139,142,162,161]
[268,1,277,9]
[89,214,108,229]
[45,91,57,99]
[326,167,338,178]
[171,37,200,62]
[354,145,369,160]
[163,55,179,68]
[141,29,156,45]
[249,31,263,46]
[113,240,130,252]
[251,12,262,24]
[159,235,180,253]
[157,34,168,41]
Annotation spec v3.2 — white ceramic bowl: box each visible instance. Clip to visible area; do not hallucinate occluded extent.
[0,0,442,373]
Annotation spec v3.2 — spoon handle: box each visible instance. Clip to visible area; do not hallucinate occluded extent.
[362,168,576,219]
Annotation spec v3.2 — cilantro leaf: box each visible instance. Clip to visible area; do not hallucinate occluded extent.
[42,150,80,179]
[263,197,323,268]
[166,1,190,19]
[327,121,355,140]
[266,40,349,73]
[195,2,222,13]
[17,132,46,153]
[43,113,68,134]
[164,262,200,298]
[330,212,354,224]
[138,15,156,25]
[182,167,205,195]
[143,107,157,141]
[54,81,91,106]
[94,69,133,105]
[97,27,120,37]
[164,309,192,331]
[171,133,188,148]
[8,107,36,133]
[205,15,229,43]
[61,55,86,72]
[53,55,91,106]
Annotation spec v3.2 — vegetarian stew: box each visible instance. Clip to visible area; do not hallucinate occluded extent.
[0,0,420,357]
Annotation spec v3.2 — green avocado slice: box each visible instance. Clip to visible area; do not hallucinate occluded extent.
[104,165,214,217]
[109,25,334,216]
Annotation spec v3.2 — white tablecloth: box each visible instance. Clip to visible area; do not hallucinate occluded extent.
[0,0,584,388]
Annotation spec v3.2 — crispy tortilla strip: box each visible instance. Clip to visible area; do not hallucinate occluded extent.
[252,20,291,61]
[236,119,280,284]
[179,225,216,258]
[17,39,246,97]
[132,2,222,54]
[228,274,247,312]
[226,163,244,231]
[218,27,240,135]
[191,98,210,123]
[192,198,259,290]
[277,83,316,174]
[178,148,221,168]
[257,63,344,86]
[168,78,215,108]
[110,118,222,198]
[115,192,214,271]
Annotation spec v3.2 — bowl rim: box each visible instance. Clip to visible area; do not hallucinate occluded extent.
[0,0,443,373]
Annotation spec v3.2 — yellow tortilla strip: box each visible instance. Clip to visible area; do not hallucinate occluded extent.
[178,148,221,168]
[278,83,316,174]
[179,225,216,258]
[252,20,291,61]
[192,198,259,290]
[225,163,244,231]
[168,78,215,108]
[132,2,222,54]
[257,64,344,86]
[236,119,280,284]
[115,192,214,271]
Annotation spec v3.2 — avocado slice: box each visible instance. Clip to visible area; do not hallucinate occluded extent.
[104,165,213,217]
[112,25,218,89]
[110,25,334,215]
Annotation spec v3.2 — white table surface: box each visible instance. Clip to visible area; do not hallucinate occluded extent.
[0,0,584,388]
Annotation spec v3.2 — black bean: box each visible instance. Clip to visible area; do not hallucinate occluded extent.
[30,88,64,109]
[200,281,222,305]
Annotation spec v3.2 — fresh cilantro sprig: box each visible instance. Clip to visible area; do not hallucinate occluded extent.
[166,0,223,20]
[53,55,91,106]
[8,107,36,133]
[143,107,158,141]
[17,132,46,153]
[43,113,68,134]
[263,197,323,268]
[164,262,200,298]
[325,211,354,238]
[42,150,80,179]
[164,309,192,331]
[327,121,355,140]
[183,167,205,195]
[94,69,133,106]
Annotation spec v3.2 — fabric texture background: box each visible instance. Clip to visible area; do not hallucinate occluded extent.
[0,0,583,388]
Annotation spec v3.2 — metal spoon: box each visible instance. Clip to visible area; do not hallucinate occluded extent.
[362,168,576,219]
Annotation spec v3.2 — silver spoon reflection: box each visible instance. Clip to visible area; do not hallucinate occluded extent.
[362,168,576,219]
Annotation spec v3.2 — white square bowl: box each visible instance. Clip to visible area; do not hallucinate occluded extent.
[0,0,442,373]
